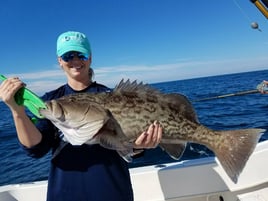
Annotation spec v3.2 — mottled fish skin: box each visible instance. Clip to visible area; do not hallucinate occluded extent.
[39,79,265,183]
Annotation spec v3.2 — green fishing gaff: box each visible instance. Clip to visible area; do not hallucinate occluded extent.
[0,74,47,119]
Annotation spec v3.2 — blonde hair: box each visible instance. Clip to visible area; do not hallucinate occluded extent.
[89,67,94,81]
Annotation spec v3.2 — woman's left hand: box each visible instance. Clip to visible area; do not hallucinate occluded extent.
[134,120,162,149]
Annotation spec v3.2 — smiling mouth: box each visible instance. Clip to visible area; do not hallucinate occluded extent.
[71,66,83,69]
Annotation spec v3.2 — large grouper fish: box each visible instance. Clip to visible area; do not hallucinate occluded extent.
[39,79,265,183]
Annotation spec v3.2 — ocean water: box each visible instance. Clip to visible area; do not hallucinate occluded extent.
[1,70,268,186]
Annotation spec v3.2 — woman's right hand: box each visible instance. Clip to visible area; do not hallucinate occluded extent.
[1,77,43,147]
[0,77,25,110]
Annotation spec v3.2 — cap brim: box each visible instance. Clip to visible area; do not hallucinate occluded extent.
[58,46,89,57]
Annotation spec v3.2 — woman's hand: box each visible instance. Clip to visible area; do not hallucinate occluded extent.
[259,80,268,94]
[134,120,162,149]
[0,77,25,110]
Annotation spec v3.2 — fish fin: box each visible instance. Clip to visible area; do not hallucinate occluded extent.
[212,128,265,183]
[117,150,134,162]
[96,113,135,162]
[113,79,199,124]
[114,79,159,95]
[163,93,199,123]
[159,143,186,160]
[97,127,134,162]
[52,141,69,160]
[98,133,132,150]
[97,113,133,150]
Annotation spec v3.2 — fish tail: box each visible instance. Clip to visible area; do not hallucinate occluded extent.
[212,128,265,183]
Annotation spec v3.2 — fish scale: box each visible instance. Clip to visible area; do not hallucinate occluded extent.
[39,79,265,183]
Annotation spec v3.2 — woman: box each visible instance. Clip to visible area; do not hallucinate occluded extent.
[0,31,162,201]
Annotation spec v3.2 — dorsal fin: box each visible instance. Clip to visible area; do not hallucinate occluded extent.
[114,79,160,94]
[114,79,198,123]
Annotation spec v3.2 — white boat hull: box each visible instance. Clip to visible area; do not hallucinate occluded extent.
[1,140,268,201]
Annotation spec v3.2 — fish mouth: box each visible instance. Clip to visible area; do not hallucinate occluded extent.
[39,101,66,122]
[39,108,48,116]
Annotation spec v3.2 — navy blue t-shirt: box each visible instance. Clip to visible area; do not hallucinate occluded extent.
[22,82,134,201]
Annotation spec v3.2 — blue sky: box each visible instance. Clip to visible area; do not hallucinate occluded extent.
[1,0,268,94]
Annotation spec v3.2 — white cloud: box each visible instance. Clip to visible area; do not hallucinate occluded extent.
[4,56,268,95]
[95,56,268,87]
[6,69,65,80]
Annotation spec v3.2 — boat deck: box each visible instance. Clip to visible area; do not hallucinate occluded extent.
[1,140,268,201]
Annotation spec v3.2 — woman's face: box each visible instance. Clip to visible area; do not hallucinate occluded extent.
[58,51,92,80]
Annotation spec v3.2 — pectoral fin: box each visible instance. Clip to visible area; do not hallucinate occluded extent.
[95,112,132,150]
[159,143,186,160]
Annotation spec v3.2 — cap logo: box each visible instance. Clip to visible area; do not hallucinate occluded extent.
[64,36,71,41]
[62,34,85,43]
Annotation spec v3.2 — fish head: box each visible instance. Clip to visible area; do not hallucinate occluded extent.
[40,98,106,124]
[39,96,110,145]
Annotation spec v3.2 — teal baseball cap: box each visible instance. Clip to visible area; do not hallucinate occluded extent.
[56,31,91,57]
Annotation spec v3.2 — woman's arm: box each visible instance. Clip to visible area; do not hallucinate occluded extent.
[0,77,42,147]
